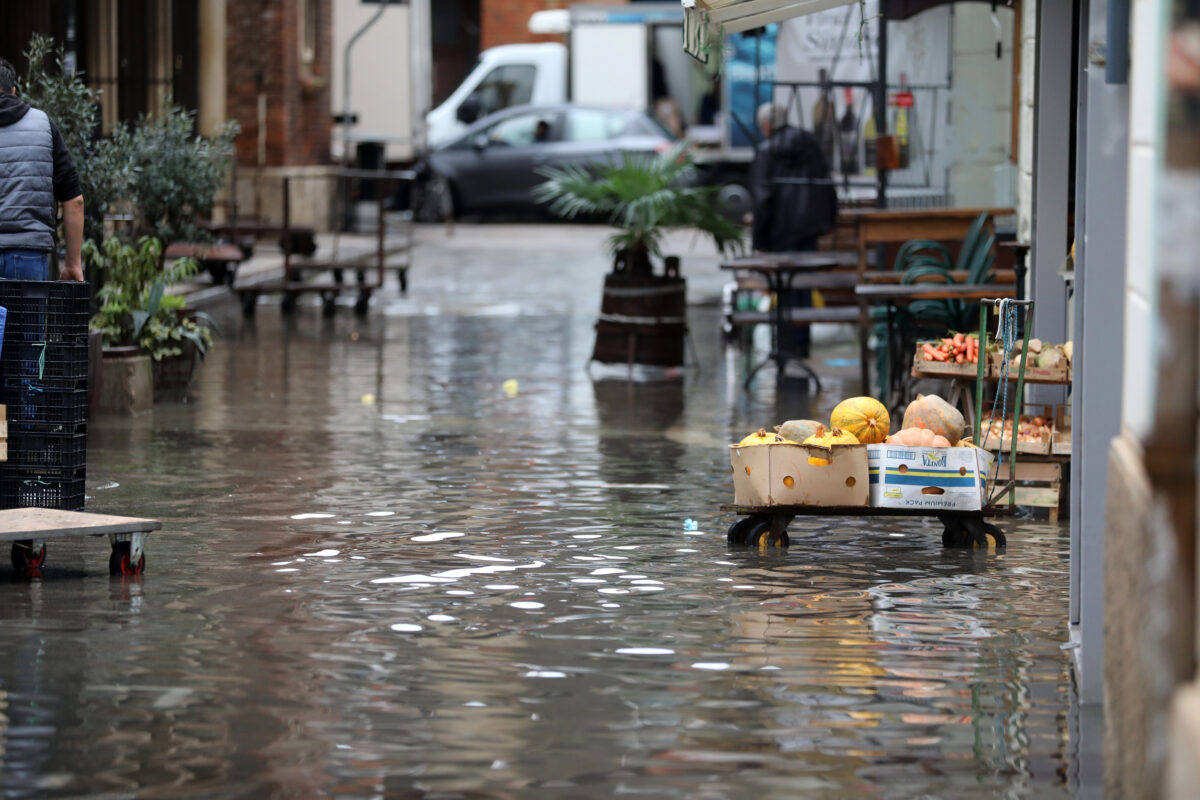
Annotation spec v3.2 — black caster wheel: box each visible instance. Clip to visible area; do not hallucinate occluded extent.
[241,291,259,317]
[982,522,1007,549]
[332,268,345,286]
[321,292,337,318]
[11,540,46,577]
[941,518,969,548]
[354,291,371,317]
[397,268,408,294]
[109,542,145,576]
[727,517,755,545]
[281,292,298,315]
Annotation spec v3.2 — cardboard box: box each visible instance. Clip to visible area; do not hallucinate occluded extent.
[988,350,1070,383]
[867,444,995,511]
[730,442,869,507]
[980,405,1058,455]
[911,340,984,379]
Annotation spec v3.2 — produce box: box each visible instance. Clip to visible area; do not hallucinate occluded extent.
[988,350,1069,383]
[981,410,1054,455]
[1052,405,1071,455]
[912,335,985,378]
[867,444,994,512]
[730,442,868,507]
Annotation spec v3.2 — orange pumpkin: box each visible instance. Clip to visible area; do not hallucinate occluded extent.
[886,427,952,447]
[803,428,859,465]
[901,394,964,444]
[831,396,890,444]
[737,428,793,446]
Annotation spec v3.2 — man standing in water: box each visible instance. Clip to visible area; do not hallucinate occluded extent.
[0,57,84,282]
[749,101,837,360]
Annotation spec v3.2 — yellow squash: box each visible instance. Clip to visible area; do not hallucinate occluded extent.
[803,428,859,465]
[831,396,891,444]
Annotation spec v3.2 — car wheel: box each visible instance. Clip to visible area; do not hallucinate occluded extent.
[417,173,455,223]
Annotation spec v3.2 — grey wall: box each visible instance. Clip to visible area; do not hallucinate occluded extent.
[1071,0,1129,705]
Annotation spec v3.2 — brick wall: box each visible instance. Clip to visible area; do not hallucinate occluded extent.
[481,0,628,49]
[227,0,333,168]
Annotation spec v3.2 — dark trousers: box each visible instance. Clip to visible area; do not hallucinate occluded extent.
[770,238,816,359]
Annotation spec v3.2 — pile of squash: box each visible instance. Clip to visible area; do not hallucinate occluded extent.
[736,393,974,451]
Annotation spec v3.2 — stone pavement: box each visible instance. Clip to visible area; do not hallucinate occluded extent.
[177,222,736,313]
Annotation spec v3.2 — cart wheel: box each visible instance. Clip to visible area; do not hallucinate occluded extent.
[941,518,969,548]
[354,290,371,317]
[321,292,338,318]
[241,291,259,317]
[754,524,789,549]
[727,517,755,545]
[281,292,298,315]
[109,542,145,576]
[11,540,46,576]
[397,268,408,294]
[982,522,1007,549]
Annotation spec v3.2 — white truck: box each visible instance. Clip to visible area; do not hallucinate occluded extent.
[418,1,1015,213]
[422,3,756,213]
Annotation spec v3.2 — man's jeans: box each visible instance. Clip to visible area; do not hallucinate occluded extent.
[0,250,50,281]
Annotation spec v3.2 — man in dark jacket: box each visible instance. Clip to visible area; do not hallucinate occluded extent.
[0,57,84,282]
[749,102,837,360]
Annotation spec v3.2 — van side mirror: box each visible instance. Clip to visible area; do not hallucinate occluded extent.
[471,134,490,151]
[457,97,481,124]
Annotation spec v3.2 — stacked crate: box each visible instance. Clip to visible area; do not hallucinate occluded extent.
[0,282,89,511]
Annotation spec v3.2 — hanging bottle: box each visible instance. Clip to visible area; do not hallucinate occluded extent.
[838,87,859,175]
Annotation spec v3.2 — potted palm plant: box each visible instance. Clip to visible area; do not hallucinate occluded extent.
[534,145,743,369]
[87,237,215,409]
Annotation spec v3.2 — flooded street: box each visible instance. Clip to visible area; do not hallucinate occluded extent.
[1,226,1074,798]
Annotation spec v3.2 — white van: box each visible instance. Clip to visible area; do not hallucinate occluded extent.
[424,43,567,148]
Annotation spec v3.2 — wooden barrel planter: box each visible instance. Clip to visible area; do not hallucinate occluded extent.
[592,266,687,368]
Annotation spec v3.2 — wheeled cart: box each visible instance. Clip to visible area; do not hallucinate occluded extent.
[721,504,1006,549]
[1,508,162,578]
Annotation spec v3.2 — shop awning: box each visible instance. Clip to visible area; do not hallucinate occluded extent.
[682,0,858,59]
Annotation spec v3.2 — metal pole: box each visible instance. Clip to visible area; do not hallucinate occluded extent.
[875,7,888,209]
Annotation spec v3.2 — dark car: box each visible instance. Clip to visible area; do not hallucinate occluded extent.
[419,104,676,220]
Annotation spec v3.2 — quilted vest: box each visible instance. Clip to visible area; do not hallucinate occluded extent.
[0,108,55,251]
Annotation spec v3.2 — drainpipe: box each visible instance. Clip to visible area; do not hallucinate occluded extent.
[342,3,389,168]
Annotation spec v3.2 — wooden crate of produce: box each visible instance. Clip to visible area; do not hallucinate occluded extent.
[912,334,985,378]
[990,456,1069,523]
[981,405,1056,455]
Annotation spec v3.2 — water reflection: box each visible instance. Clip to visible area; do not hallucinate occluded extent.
[0,299,1075,798]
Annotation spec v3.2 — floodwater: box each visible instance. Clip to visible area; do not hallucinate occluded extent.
[0,226,1075,798]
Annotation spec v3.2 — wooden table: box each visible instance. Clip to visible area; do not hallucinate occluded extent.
[721,253,850,389]
[842,206,1015,390]
[855,282,1017,413]
[0,508,162,578]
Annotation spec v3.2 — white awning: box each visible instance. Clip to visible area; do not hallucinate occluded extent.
[683,0,858,59]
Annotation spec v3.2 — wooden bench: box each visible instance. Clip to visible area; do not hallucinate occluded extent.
[165,241,248,286]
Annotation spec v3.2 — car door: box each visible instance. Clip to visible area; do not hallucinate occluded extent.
[464,111,563,211]
[540,108,632,174]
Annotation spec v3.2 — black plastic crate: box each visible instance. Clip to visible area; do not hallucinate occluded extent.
[0,387,89,429]
[5,432,87,471]
[0,281,90,345]
[0,466,85,511]
[1,340,89,382]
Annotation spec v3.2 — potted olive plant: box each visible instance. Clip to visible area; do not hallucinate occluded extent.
[86,237,215,408]
[534,145,743,369]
